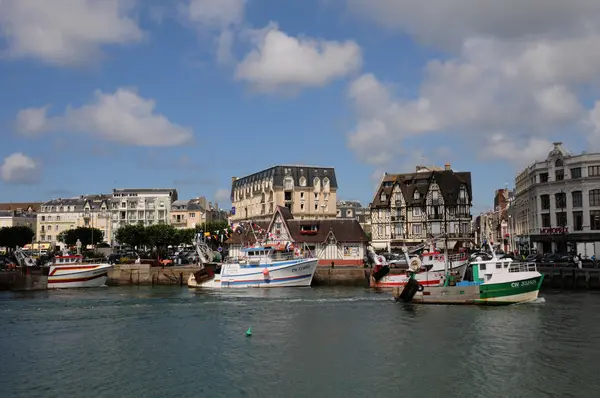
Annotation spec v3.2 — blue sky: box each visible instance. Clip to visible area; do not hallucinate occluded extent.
[1,0,600,214]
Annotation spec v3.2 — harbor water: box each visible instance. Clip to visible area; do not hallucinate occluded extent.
[1,287,600,398]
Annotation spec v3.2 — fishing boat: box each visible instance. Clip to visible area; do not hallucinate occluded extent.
[369,247,469,288]
[393,241,543,305]
[188,245,318,288]
[47,254,112,289]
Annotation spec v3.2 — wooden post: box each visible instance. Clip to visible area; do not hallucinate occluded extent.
[180,272,183,286]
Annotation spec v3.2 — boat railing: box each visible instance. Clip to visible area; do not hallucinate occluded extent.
[508,262,538,273]
[448,253,468,262]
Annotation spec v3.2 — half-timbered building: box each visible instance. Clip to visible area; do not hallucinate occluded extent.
[370,164,473,250]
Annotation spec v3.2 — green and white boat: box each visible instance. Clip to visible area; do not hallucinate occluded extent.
[393,243,544,305]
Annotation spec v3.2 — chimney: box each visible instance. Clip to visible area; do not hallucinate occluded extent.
[231,176,237,185]
[444,163,451,171]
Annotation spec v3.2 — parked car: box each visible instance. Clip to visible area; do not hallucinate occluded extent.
[106,250,139,264]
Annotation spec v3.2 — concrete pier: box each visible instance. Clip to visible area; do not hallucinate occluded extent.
[107,264,200,286]
[538,266,600,290]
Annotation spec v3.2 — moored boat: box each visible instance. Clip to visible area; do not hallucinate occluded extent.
[393,243,543,305]
[188,246,318,288]
[47,255,112,289]
[369,247,469,288]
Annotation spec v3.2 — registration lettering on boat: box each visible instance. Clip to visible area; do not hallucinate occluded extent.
[511,279,537,288]
[292,264,310,273]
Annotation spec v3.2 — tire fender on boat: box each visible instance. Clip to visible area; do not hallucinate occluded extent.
[417,284,424,292]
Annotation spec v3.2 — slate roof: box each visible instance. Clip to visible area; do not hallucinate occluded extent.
[370,170,472,209]
[231,165,338,196]
[42,194,109,210]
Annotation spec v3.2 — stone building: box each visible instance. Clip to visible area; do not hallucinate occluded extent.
[513,142,600,257]
[336,200,371,234]
[370,164,473,250]
[230,165,338,222]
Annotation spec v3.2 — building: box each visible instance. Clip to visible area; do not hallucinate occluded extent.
[370,164,473,250]
[513,142,600,256]
[226,206,368,266]
[171,200,203,229]
[0,210,37,230]
[109,188,178,242]
[37,195,111,244]
[230,165,338,222]
[0,202,42,213]
[336,200,371,234]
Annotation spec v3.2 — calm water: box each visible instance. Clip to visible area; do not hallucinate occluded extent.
[1,287,600,398]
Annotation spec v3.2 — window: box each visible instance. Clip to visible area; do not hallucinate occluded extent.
[412,223,422,235]
[556,212,567,228]
[323,177,330,188]
[541,213,551,228]
[573,211,583,231]
[555,159,563,167]
[555,192,566,209]
[572,191,583,208]
[313,177,320,189]
[314,193,318,200]
[413,207,421,216]
[555,169,564,181]
[284,177,294,190]
[300,192,305,199]
[590,189,600,207]
[539,173,549,183]
[591,210,600,230]
[413,191,420,200]
[589,166,600,177]
[324,193,329,200]
[346,209,353,217]
[432,191,438,200]
[314,204,318,211]
[299,176,307,187]
[381,193,387,201]
[571,167,582,179]
[300,203,305,211]
[540,195,550,210]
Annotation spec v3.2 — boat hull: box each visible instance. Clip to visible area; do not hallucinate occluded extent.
[393,274,544,306]
[188,258,318,288]
[47,264,112,289]
[371,262,468,288]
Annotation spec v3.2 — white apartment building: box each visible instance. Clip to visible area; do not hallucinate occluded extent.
[513,142,600,257]
[0,211,37,230]
[109,188,178,243]
[37,195,110,244]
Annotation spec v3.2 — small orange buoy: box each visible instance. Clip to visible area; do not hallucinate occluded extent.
[262,268,269,276]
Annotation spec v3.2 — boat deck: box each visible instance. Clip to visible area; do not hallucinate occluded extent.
[393,285,482,304]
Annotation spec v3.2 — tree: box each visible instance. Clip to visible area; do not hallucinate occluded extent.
[195,220,231,235]
[146,224,177,253]
[175,228,196,246]
[57,227,104,247]
[115,224,148,248]
[0,226,35,250]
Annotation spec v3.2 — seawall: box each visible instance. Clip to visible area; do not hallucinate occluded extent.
[538,266,600,290]
[107,264,198,286]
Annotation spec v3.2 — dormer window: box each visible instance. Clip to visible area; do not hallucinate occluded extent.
[299,176,307,187]
[555,159,563,167]
[323,177,330,189]
[284,177,294,190]
[313,177,321,190]
[300,225,318,235]
[413,191,420,200]
[381,193,387,201]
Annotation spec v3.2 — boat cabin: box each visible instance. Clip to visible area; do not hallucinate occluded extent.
[238,246,296,267]
[468,257,537,283]
[53,255,84,265]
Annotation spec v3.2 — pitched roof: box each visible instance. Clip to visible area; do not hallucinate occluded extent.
[286,219,368,243]
[370,169,472,208]
[226,221,270,245]
[0,202,42,212]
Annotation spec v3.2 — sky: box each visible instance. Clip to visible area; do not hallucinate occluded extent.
[1,0,600,214]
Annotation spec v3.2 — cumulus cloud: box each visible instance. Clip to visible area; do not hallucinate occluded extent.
[0,152,41,184]
[343,1,600,169]
[16,88,193,146]
[235,23,362,93]
[0,0,143,66]
[182,0,246,65]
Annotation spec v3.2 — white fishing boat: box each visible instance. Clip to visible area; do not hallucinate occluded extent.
[394,241,543,305]
[369,247,469,288]
[188,245,318,288]
[47,255,112,289]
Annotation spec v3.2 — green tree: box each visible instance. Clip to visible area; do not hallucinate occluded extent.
[175,228,196,246]
[114,224,148,248]
[146,224,177,253]
[0,226,36,250]
[57,227,104,247]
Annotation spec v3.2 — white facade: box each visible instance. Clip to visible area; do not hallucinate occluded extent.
[513,142,600,256]
[109,188,178,242]
[0,212,37,230]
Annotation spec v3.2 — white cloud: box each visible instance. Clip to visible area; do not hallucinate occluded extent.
[344,2,600,168]
[16,88,193,146]
[0,152,40,184]
[0,0,143,66]
[235,23,362,93]
[214,188,231,204]
[182,0,246,65]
